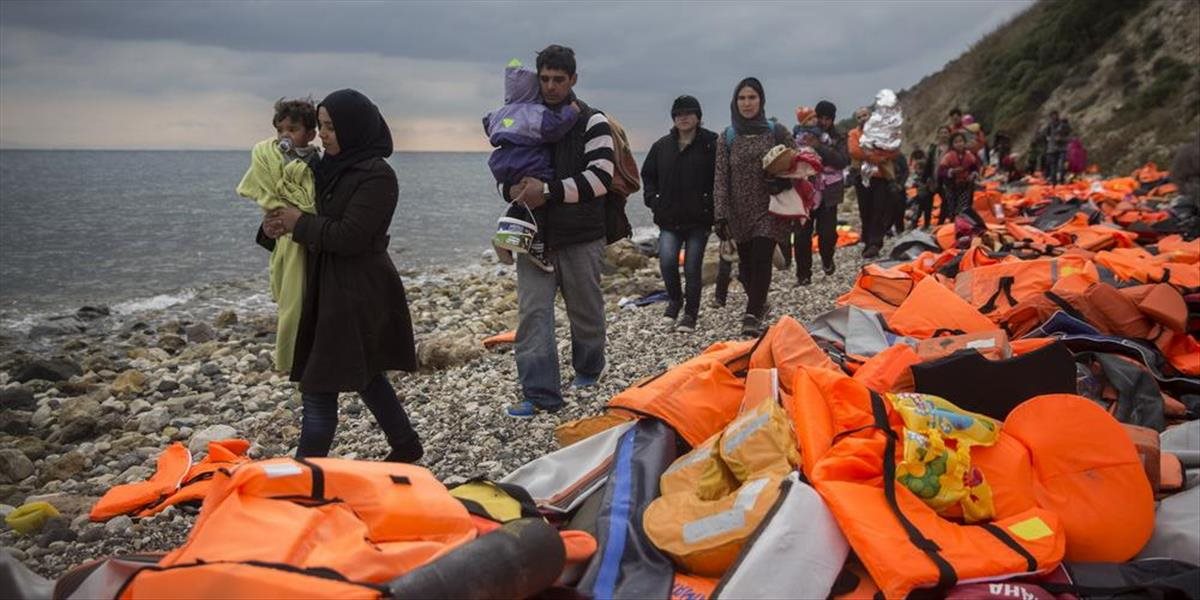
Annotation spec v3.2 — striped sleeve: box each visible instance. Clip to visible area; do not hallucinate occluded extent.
[548,112,614,204]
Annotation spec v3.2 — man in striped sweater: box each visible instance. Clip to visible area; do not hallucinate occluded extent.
[502,44,615,417]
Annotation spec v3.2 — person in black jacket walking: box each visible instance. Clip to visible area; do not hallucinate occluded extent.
[641,95,717,332]
[793,100,849,285]
[262,89,422,463]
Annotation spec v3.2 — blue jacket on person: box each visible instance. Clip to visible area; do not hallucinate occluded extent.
[483,61,579,185]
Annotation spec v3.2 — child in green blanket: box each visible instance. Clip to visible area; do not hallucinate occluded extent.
[237,98,320,372]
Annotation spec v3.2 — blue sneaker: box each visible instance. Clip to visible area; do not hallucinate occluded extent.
[572,372,600,388]
[506,400,561,418]
[506,401,538,418]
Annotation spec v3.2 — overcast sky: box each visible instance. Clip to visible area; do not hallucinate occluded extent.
[0,1,1032,151]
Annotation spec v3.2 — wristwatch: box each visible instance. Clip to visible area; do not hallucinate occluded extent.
[542,182,552,203]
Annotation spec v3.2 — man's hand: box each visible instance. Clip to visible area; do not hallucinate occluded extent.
[516,176,546,209]
[508,180,526,201]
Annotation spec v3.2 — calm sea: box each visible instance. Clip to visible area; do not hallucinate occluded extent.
[0,150,654,330]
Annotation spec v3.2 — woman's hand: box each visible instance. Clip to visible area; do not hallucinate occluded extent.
[262,213,285,239]
[267,206,303,234]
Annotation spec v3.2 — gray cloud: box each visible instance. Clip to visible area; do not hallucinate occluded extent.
[0,0,1032,150]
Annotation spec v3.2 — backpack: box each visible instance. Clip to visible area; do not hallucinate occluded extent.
[597,111,639,244]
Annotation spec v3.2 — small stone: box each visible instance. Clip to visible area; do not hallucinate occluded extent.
[111,370,147,395]
[137,407,170,434]
[128,399,152,415]
[0,385,36,411]
[76,305,111,320]
[40,451,87,483]
[157,334,187,354]
[79,525,105,543]
[157,378,180,393]
[200,363,221,377]
[188,424,237,455]
[0,449,34,484]
[214,310,238,328]
[105,515,133,535]
[0,410,31,435]
[185,322,217,344]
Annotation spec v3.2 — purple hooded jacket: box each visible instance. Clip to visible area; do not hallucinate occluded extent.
[483,63,579,185]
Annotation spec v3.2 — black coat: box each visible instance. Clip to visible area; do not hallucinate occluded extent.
[282,157,417,393]
[641,127,717,230]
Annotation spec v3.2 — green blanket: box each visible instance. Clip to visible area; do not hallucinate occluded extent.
[235,138,316,372]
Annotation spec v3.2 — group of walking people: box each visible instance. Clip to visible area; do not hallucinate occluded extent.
[243,43,1088,466]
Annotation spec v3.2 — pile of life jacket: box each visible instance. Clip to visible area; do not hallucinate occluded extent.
[53,162,1198,599]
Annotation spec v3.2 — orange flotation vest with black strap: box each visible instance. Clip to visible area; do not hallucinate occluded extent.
[786,367,1066,598]
[952,255,1098,321]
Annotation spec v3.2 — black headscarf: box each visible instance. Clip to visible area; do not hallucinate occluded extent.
[314,89,394,194]
[730,77,770,136]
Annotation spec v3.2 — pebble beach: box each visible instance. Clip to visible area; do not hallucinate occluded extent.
[0,208,867,580]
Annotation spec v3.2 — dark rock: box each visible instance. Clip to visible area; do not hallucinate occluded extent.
[214,310,238,328]
[0,385,36,411]
[56,380,98,396]
[184,323,216,344]
[75,305,111,320]
[50,396,100,444]
[81,354,114,373]
[13,437,49,461]
[28,318,85,339]
[0,449,34,484]
[156,379,179,393]
[0,484,21,505]
[15,359,82,383]
[157,334,186,354]
[36,517,76,546]
[40,451,87,483]
[199,363,221,377]
[0,411,30,435]
[61,338,88,352]
[78,526,105,543]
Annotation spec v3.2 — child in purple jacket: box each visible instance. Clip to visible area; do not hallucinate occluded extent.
[484,59,579,271]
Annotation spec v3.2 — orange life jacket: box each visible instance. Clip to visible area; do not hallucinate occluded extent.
[953,255,1098,321]
[887,276,997,339]
[91,443,192,522]
[786,368,1066,598]
[90,440,252,522]
[607,317,835,446]
[149,458,477,587]
[837,264,918,318]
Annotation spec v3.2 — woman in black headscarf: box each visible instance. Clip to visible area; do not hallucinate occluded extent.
[713,77,795,337]
[262,89,422,462]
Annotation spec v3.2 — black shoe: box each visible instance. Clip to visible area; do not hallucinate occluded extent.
[822,263,836,276]
[663,302,681,322]
[675,314,697,333]
[713,294,727,308]
[740,313,762,337]
[862,245,880,259]
[384,438,424,464]
[797,275,812,286]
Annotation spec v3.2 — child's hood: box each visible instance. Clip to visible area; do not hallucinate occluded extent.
[505,59,540,104]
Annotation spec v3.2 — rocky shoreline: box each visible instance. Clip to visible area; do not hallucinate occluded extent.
[0,215,866,581]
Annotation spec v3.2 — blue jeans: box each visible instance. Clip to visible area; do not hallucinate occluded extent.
[297,373,418,458]
[515,238,606,410]
[658,227,709,318]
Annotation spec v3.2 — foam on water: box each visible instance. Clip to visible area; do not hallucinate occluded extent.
[112,290,198,314]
